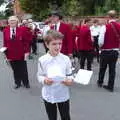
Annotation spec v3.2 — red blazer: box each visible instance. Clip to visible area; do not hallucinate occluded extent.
[71,25,80,52]
[102,21,120,49]
[51,22,73,55]
[59,22,73,55]
[78,25,94,51]
[3,26,32,60]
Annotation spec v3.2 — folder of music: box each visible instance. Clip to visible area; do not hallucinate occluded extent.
[74,69,93,85]
[0,47,7,53]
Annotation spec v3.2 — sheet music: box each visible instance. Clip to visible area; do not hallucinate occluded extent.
[49,76,65,83]
[74,69,93,85]
[0,47,7,53]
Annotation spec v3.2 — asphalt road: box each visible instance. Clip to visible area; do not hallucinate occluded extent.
[0,31,120,120]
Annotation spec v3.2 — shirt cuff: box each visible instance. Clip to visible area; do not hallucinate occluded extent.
[37,75,45,85]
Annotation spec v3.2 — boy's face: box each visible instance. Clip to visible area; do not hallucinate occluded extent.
[46,39,62,56]
[51,15,59,23]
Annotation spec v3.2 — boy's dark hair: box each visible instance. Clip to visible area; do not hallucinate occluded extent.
[84,18,91,24]
[50,11,63,20]
[44,30,64,44]
[93,19,99,24]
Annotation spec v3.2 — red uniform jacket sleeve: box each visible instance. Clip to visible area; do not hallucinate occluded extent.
[21,26,33,53]
[59,22,73,55]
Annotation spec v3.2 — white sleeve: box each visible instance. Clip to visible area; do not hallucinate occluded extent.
[37,60,45,84]
[98,25,106,47]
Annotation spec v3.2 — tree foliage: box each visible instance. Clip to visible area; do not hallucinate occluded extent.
[0,0,4,5]
[19,0,120,20]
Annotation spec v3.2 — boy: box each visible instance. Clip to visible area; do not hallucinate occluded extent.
[37,30,73,120]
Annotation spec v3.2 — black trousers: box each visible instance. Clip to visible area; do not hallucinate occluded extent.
[93,36,99,62]
[44,100,71,120]
[79,50,94,70]
[10,60,30,86]
[98,50,118,89]
[31,39,37,54]
[43,42,49,53]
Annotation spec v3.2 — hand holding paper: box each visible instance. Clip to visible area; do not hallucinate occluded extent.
[74,69,93,85]
[44,77,54,85]
[49,77,65,83]
[62,79,73,86]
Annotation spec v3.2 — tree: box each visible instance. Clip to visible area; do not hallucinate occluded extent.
[103,0,120,12]
[0,0,4,6]
[19,0,120,20]
[20,0,58,20]
[60,0,81,16]
[4,2,13,17]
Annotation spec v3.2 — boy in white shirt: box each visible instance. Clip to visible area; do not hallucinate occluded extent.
[37,30,73,120]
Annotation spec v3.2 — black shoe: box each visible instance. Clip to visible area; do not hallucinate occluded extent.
[14,85,21,89]
[32,52,37,55]
[103,85,113,92]
[25,84,30,88]
[97,81,102,87]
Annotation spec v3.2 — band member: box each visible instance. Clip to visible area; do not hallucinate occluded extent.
[97,10,120,92]
[3,16,32,89]
[78,18,94,70]
[50,11,73,56]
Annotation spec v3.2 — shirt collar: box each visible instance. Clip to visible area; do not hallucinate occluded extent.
[10,27,16,31]
[47,52,60,58]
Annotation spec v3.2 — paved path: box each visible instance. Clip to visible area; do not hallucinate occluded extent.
[0,31,120,120]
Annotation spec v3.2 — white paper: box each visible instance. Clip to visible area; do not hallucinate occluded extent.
[74,69,93,85]
[49,77,65,83]
[47,65,63,78]
[0,47,7,53]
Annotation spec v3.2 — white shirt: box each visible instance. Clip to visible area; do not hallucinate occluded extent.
[98,25,106,47]
[37,53,72,103]
[54,22,60,31]
[10,27,16,39]
[42,22,60,37]
[90,25,100,37]
[42,25,50,37]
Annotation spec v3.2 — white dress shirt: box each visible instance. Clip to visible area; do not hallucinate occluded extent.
[98,25,106,47]
[42,22,60,37]
[90,25,101,37]
[37,52,72,103]
[10,27,16,39]
[43,25,50,37]
[54,22,60,31]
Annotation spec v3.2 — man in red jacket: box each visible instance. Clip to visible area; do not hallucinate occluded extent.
[78,18,94,70]
[97,10,120,92]
[50,11,73,56]
[3,16,32,89]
